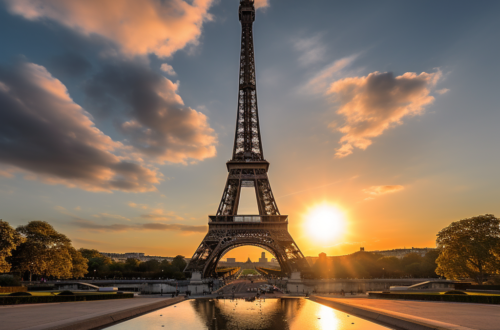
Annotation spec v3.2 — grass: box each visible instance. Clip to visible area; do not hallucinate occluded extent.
[241,269,259,275]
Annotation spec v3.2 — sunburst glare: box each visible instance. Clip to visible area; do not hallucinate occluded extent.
[304,203,346,243]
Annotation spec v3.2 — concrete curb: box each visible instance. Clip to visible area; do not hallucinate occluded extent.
[309,296,475,330]
[46,296,186,330]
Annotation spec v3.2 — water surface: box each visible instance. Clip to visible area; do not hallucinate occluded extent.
[105,298,392,330]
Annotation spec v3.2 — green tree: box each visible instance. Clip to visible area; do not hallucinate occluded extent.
[69,247,88,278]
[15,221,73,280]
[436,214,500,284]
[0,219,24,273]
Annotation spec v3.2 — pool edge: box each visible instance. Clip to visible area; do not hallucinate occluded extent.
[308,296,474,330]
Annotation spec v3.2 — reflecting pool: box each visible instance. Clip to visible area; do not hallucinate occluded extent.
[104,298,392,330]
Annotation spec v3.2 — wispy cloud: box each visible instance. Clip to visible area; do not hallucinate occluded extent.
[304,54,359,93]
[363,185,405,196]
[141,209,184,221]
[436,88,450,95]
[128,202,149,210]
[293,34,327,66]
[92,213,130,222]
[73,219,205,233]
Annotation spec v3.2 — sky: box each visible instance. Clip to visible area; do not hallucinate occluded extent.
[1,0,499,262]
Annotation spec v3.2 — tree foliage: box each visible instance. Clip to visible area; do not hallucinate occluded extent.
[0,219,24,273]
[436,214,500,284]
[14,221,87,279]
[79,252,187,280]
[312,251,439,279]
[79,248,112,272]
[69,247,88,278]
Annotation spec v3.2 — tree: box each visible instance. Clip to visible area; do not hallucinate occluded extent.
[0,219,24,273]
[69,247,88,278]
[15,221,73,280]
[436,214,500,284]
[79,248,112,272]
[172,255,187,272]
[125,258,141,271]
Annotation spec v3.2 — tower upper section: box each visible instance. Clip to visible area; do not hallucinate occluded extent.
[232,0,264,162]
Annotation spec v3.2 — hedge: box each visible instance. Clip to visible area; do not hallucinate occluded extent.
[0,287,27,293]
[0,293,134,305]
[369,292,500,304]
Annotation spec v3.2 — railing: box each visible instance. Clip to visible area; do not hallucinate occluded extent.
[209,215,288,223]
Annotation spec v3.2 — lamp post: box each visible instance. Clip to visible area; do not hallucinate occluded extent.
[382,268,385,279]
[94,269,96,279]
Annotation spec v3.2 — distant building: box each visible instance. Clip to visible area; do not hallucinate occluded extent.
[270,258,277,263]
[258,252,268,263]
[101,252,180,263]
[226,257,236,263]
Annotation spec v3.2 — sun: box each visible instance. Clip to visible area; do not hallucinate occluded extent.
[304,203,346,243]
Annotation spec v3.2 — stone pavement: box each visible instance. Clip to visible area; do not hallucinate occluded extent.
[313,296,500,330]
[0,296,183,330]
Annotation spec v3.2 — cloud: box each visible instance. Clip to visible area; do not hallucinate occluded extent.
[160,63,176,76]
[436,88,450,95]
[84,60,217,164]
[305,54,359,93]
[47,52,92,78]
[293,34,326,66]
[141,209,184,221]
[254,0,269,10]
[328,71,442,157]
[92,213,130,222]
[0,61,161,192]
[4,0,214,58]
[73,219,206,233]
[128,202,149,210]
[363,185,405,196]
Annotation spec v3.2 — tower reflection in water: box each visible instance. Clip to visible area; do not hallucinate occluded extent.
[104,298,390,330]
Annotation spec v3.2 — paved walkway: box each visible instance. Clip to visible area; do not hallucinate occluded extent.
[314,296,500,330]
[0,296,179,330]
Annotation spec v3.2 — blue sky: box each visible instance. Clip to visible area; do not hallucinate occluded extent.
[0,0,499,260]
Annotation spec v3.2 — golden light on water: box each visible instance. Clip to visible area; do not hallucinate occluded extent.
[304,203,346,243]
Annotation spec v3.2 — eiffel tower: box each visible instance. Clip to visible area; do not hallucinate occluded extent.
[185,0,310,278]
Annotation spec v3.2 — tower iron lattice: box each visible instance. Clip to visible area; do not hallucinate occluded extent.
[185,0,310,278]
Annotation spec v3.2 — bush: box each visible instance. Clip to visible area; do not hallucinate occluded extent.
[444,290,466,295]
[0,275,21,287]
[8,292,31,296]
[57,291,75,296]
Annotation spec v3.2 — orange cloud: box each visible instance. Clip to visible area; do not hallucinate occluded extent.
[0,61,161,192]
[328,71,442,157]
[254,0,269,9]
[73,219,205,233]
[363,185,405,196]
[5,0,214,57]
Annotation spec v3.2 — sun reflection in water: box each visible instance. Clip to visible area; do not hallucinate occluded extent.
[317,304,340,330]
